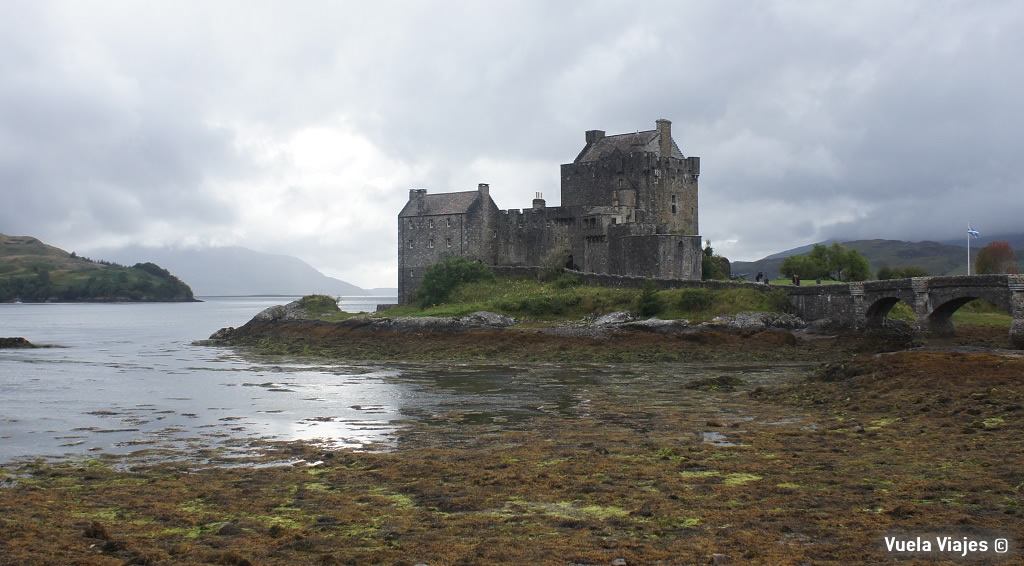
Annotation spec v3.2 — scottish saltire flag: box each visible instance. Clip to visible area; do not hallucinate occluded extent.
[968,225,980,238]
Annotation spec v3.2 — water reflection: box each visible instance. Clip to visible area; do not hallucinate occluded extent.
[1,299,809,464]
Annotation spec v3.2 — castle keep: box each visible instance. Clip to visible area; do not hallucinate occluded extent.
[398,119,702,303]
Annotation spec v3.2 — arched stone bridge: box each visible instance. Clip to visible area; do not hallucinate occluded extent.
[786,275,1024,348]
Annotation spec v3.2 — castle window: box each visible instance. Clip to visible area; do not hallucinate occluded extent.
[428,219,434,229]
[446,238,452,248]
[408,240,414,249]
[428,239,434,249]
[492,230,497,239]
[446,218,452,228]
[611,218,617,225]
[671,195,678,214]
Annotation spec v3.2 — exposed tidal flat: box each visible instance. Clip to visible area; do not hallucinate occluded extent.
[2,300,1023,563]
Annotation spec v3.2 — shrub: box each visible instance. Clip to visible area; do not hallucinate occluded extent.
[764,289,794,313]
[298,294,341,315]
[538,247,574,281]
[676,288,714,312]
[634,279,665,317]
[415,256,496,308]
[552,273,580,289]
[877,265,928,280]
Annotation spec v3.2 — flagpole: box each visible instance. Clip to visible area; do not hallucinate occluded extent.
[967,224,970,276]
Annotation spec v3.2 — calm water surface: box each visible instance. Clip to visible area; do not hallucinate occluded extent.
[1,297,800,464]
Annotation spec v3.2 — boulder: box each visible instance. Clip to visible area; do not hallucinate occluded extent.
[707,312,805,331]
[209,327,234,340]
[0,337,35,348]
[460,311,517,327]
[593,311,636,326]
[620,317,689,333]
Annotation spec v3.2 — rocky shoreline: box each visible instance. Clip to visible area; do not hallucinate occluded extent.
[0,337,37,348]
[205,298,919,363]
[4,298,1022,563]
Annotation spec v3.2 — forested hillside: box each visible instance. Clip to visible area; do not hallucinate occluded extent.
[0,234,195,302]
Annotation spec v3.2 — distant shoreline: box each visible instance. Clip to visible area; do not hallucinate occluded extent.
[3,297,202,304]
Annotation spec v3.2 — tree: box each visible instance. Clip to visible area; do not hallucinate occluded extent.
[877,265,928,280]
[701,240,731,280]
[975,241,1019,274]
[780,252,826,280]
[780,242,869,282]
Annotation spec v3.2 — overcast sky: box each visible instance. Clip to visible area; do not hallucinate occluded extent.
[3,1,1022,288]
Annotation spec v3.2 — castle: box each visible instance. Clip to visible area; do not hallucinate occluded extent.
[397,119,702,303]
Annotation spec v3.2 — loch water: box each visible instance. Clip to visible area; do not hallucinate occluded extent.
[1,297,802,465]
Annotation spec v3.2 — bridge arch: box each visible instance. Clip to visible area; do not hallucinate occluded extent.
[787,275,1024,348]
[863,296,914,329]
[921,296,989,337]
[860,280,917,330]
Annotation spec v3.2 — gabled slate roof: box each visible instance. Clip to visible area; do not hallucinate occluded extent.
[574,130,684,163]
[399,191,480,217]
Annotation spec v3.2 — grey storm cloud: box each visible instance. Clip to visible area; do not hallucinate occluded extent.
[2,0,1023,287]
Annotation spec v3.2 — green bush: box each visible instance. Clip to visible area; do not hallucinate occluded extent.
[552,273,580,289]
[765,289,794,313]
[634,279,665,317]
[877,265,929,280]
[415,256,496,308]
[298,294,341,315]
[676,288,714,312]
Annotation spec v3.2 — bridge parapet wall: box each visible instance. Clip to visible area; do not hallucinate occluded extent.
[784,284,857,327]
[921,275,1016,313]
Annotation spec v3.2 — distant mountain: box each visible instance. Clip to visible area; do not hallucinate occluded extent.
[81,245,395,297]
[759,239,840,261]
[937,232,1024,250]
[0,234,195,302]
[731,238,1000,280]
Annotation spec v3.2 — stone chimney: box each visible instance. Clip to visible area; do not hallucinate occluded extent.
[409,188,427,214]
[478,183,490,199]
[585,130,605,145]
[532,192,546,210]
[656,119,672,158]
